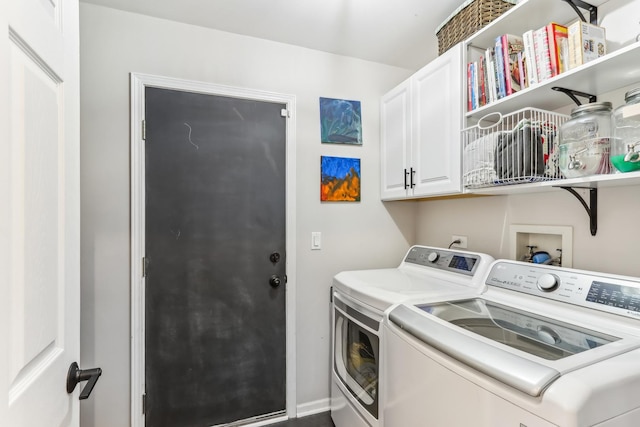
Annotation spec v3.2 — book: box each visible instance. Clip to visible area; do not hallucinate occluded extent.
[494,35,507,99]
[485,47,497,103]
[546,22,568,76]
[478,55,487,107]
[467,61,473,111]
[567,20,607,70]
[522,29,539,86]
[472,61,479,109]
[517,51,527,89]
[534,25,552,81]
[501,34,524,96]
[468,62,479,111]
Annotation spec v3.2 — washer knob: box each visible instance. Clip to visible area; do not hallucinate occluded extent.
[427,252,439,263]
[537,273,559,292]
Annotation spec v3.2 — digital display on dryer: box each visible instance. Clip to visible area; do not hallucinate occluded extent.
[448,255,477,272]
[586,281,640,312]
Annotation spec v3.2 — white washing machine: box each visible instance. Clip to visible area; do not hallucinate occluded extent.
[330,245,495,427]
[384,260,640,427]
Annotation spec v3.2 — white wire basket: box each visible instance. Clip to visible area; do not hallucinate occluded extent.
[462,108,571,189]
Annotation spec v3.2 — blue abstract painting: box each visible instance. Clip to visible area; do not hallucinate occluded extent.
[319,97,363,145]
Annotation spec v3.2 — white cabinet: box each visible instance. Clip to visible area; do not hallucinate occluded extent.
[381,43,463,201]
[380,80,411,200]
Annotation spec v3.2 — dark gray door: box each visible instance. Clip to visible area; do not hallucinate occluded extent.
[144,87,287,427]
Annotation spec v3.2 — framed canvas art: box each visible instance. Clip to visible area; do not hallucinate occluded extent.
[319,97,362,145]
[320,156,361,202]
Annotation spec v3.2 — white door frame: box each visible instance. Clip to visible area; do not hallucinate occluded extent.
[129,73,297,427]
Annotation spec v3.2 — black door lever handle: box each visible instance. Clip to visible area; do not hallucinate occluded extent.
[66,362,102,400]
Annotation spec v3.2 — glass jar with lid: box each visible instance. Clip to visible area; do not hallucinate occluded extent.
[558,102,613,178]
[611,87,640,172]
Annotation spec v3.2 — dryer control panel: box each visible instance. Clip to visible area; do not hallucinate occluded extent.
[403,246,481,276]
[486,261,640,319]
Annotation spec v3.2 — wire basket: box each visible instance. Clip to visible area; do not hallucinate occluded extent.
[435,0,517,55]
[462,108,570,188]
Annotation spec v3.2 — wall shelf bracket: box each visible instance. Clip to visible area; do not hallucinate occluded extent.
[560,0,598,24]
[552,87,597,105]
[559,186,598,236]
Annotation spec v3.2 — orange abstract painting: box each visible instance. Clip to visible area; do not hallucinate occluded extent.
[321,156,361,202]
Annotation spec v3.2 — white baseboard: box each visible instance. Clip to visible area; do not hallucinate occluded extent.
[296,398,331,417]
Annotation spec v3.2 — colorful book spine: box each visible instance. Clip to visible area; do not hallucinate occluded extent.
[468,62,479,111]
[494,35,507,99]
[534,26,552,81]
[501,34,524,95]
[467,62,473,111]
[522,29,539,86]
[472,61,479,109]
[517,51,527,89]
[478,55,487,107]
[485,47,497,104]
[546,22,568,76]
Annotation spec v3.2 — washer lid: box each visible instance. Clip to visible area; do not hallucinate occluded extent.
[389,303,560,397]
[419,298,618,360]
[388,298,639,397]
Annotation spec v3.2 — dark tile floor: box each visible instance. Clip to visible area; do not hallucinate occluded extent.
[270,411,334,427]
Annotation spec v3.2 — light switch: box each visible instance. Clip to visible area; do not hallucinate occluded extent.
[311,232,322,250]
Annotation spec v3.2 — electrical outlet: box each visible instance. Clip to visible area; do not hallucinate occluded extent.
[451,235,468,249]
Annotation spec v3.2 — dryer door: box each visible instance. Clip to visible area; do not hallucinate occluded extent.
[333,297,380,419]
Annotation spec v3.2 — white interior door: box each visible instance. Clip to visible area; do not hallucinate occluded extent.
[1,0,81,425]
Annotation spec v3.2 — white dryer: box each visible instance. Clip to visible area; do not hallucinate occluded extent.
[330,245,495,427]
[384,260,640,427]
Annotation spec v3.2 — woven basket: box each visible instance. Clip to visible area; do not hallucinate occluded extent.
[436,0,517,55]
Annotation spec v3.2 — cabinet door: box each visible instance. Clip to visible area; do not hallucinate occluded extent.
[411,43,463,197]
[380,80,412,201]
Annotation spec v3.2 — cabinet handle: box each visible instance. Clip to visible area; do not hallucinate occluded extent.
[404,168,409,189]
[410,168,416,188]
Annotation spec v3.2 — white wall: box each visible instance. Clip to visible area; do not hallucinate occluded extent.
[416,186,640,276]
[416,0,640,277]
[79,3,415,426]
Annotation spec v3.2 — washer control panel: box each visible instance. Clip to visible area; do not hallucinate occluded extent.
[404,246,480,276]
[486,261,640,319]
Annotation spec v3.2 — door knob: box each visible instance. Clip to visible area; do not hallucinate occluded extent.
[66,362,102,400]
[269,275,281,288]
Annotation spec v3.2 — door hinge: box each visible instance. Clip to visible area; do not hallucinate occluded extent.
[142,393,146,414]
[142,257,149,278]
[280,108,291,118]
[142,120,146,140]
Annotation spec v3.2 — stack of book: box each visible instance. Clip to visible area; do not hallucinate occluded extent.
[467,21,606,111]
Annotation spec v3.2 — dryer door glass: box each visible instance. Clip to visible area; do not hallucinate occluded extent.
[334,307,379,418]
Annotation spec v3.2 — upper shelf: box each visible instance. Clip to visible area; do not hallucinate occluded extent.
[466,41,640,119]
[464,0,640,120]
[465,171,640,195]
[466,0,611,49]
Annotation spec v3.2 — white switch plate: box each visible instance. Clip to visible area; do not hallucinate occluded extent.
[311,232,322,250]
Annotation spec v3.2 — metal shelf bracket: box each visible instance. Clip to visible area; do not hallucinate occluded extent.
[552,87,597,106]
[561,0,598,24]
[559,187,598,236]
